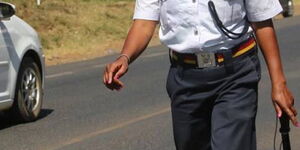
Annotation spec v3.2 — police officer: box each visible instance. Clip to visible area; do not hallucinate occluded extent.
[103,0,299,149]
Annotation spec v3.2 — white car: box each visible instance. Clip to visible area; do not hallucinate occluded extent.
[0,2,45,122]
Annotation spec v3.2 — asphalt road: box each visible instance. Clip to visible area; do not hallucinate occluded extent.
[1,16,300,150]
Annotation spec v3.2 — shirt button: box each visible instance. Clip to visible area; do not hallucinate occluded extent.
[194,30,198,35]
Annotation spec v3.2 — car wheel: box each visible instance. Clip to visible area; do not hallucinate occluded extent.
[11,57,43,122]
[283,0,294,17]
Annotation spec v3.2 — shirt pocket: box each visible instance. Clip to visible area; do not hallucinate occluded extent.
[159,0,181,31]
[213,0,245,25]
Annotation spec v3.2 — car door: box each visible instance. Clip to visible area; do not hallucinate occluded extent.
[0,21,11,101]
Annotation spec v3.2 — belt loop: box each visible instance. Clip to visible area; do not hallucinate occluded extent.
[223,50,234,73]
[223,50,233,65]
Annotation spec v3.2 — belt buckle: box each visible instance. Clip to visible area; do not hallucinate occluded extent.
[196,52,216,68]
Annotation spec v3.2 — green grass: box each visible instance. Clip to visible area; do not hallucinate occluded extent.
[3,0,138,65]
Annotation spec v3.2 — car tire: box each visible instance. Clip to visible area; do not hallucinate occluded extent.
[282,0,294,17]
[10,57,43,122]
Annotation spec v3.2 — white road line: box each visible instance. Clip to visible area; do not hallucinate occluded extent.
[46,72,74,79]
[50,107,171,150]
[45,52,167,80]
[142,52,168,58]
[92,64,106,68]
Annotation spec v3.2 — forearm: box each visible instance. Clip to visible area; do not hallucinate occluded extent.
[121,19,158,64]
[251,19,286,86]
[251,19,299,125]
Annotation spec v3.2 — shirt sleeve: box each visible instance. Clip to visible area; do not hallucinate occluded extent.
[133,0,160,21]
[245,0,283,22]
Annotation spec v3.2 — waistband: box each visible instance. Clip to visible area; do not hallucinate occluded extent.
[170,36,257,68]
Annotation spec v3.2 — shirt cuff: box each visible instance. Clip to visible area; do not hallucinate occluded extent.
[133,11,160,21]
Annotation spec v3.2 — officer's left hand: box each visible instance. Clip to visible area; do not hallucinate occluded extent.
[103,56,129,91]
[272,82,299,127]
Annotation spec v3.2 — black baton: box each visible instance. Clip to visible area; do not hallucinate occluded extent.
[279,113,291,150]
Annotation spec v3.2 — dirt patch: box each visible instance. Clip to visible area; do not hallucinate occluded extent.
[45,29,161,66]
[46,4,300,66]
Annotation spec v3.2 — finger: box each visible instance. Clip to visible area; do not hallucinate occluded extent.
[104,65,110,84]
[113,78,124,88]
[284,108,298,126]
[114,65,127,80]
[104,78,124,91]
[291,106,298,116]
[104,75,115,90]
[290,96,295,105]
[103,69,108,84]
[104,69,110,84]
[104,72,109,84]
[274,103,282,118]
[108,64,117,84]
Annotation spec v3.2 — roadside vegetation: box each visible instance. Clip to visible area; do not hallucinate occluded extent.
[3,0,299,65]
[3,0,159,65]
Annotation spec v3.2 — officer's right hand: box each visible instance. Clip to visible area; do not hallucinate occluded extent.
[103,56,129,91]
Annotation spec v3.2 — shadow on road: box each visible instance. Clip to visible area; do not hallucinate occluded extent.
[0,109,54,130]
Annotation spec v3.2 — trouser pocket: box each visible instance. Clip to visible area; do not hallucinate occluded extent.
[248,54,261,81]
[166,66,177,99]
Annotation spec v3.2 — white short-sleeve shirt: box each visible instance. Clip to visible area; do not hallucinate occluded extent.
[133,0,283,53]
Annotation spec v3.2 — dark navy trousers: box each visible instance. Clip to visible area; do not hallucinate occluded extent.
[166,48,261,150]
